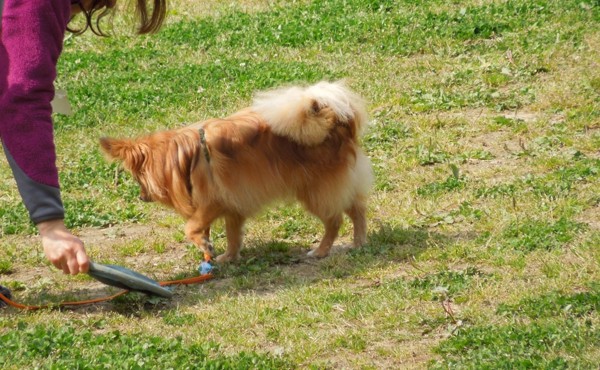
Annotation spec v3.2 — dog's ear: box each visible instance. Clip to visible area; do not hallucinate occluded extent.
[100,137,116,158]
[100,137,130,160]
[99,137,140,165]
[99,137,148,174]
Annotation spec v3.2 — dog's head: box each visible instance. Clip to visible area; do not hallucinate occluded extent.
[99,136,156,202]
[100,130,202,215]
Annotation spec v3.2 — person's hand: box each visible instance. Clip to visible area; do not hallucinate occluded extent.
[37,219,90,275]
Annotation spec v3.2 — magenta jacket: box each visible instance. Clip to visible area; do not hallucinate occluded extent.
[0,0,72,224]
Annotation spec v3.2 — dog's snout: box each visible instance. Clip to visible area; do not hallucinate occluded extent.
[139,191,152,202]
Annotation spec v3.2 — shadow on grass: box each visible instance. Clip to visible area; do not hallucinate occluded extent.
[197,222,436,282]
[2,222,477,315]
[153,222,478,312]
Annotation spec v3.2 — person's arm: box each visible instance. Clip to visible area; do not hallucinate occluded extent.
[0,0,89,275]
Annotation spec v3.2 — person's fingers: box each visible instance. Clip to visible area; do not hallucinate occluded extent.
[48,254,66,273]
[62,261,71,275]
[77,248,90,273]
[67,253,80,275]
[47,254,61,270]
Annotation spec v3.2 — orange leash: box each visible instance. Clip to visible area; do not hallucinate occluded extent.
[0,273,213,311]
[0,290,131,311]
[0,255,214,311]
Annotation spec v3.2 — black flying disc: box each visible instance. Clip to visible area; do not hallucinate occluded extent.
[88,262,173,298]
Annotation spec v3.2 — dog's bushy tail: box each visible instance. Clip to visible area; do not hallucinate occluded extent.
[251,81,368,145]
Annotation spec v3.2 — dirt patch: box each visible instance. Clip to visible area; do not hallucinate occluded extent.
[576,204,600,230]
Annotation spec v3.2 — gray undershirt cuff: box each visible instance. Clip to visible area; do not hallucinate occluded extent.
[2,144,65,224]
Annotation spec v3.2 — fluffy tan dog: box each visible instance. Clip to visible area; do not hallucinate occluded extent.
[100,81,373,262]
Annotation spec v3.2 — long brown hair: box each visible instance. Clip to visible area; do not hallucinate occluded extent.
[68,0,167,36]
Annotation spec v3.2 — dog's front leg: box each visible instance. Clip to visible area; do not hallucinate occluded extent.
[184,207,222,259]
[216,213,246,263]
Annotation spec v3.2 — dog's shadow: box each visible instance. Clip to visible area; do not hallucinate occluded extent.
[148,222,454,311]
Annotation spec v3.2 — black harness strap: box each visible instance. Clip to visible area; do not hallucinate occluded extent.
[199,128,210,163]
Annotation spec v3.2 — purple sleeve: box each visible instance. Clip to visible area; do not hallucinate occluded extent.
[0,0,71,224]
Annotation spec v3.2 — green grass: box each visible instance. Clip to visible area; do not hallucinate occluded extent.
[433,284,600,368]
[497,284,600,319]
[501,217,585,252]
[432,319,599,369]
[1,0,599,368]
[0,323,290,369]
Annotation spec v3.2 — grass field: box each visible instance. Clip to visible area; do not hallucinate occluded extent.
[1,0,599,368]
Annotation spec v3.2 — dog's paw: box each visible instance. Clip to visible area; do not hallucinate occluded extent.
[307,248,329,258]
[215,253,240,263]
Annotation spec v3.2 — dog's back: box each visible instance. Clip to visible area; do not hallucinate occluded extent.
[252,80,369,145]
[195,81,373,218]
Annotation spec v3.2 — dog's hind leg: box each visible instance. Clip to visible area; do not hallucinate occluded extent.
[345,195,368,248]
[216,213,246,263]
[185,206,223,258]
[307,213,343,258]
[346,151,372,248]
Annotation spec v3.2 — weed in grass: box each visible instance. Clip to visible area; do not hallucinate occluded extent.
[118,239,148,257]
[215,254,291,284]
[184,243,205,263]
[259,306,290,323]
[109,291,167,313]
[0,258,13,274]
[209,240,304,281]
[483,70,511,88]
[475,182,518,199]
[1,280,25,292]
[490,116,528,133]
[173,230,186,243]
[540,259,562,279]
[363,118,412,152]
[409,267,488,301]
[533,134,571,153]
[416,143,451,166]
[423,201,484,228]
[152,241,167,254]
[417,164,468,198]
[355,224,433,261]
[505,253,528,272]
[371,159,397,191]
[417,173,466,197]
[333,333,368,352]
[454,149,494,163]
[455,202,484,221]
[0,203,34,236]
[163,311,198,327]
